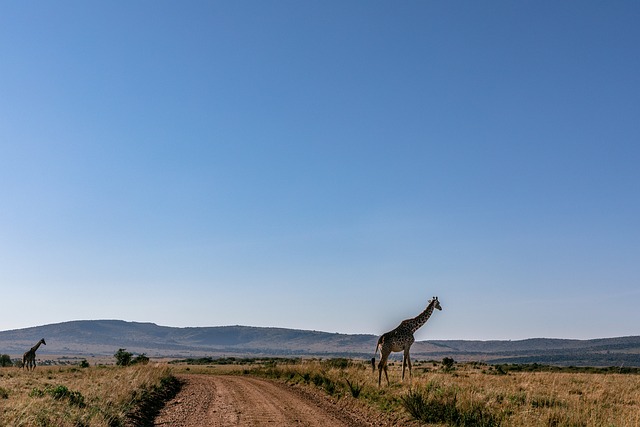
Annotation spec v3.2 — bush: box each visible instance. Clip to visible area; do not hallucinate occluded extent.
[0,354,12,367]
[133,353,150,365]
[115,348,133,366]
[494,365,508,375]
[442,357,456,371]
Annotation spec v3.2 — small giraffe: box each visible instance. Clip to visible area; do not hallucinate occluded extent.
[23,338,46,371]
[375,297,442,386]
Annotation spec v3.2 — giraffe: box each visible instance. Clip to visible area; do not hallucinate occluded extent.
[23,338,46,371]
[375,297,442,386]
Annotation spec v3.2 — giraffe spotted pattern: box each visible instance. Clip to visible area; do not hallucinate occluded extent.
[375,297,442,386]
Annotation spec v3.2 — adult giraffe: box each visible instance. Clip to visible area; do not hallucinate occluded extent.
[23,338,46,371]
[375,297,442,386]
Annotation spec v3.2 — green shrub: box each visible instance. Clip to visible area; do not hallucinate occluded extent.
[442,357,456,371]
[323,377,337,395]
[114,349,133,366]
[49,385,70,399]
[29,387,46,398]
[132,353,150,365]
[30,385,86,407]
[457,403,501,427]
[311,373,325,387]
[0,354,12,367]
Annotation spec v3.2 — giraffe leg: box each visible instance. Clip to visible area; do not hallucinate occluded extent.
[401,351,407,381]
[383,362,390,386]
[378,350,390,387]
[401,348,413,383]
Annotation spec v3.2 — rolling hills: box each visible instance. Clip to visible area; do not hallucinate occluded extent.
[1,320,639,366]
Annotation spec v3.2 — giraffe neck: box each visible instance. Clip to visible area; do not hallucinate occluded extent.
[31,341,43,353]
[408,301,436,333]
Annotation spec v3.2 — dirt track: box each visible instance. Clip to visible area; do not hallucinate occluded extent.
[154,374,386,426]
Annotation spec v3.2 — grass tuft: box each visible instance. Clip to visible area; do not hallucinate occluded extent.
[401,385,459,423]
[345,378,363,398]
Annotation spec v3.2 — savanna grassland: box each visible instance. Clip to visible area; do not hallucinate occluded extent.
[0,364,178,427]
[3,358,640,426]
[182,358,640,427]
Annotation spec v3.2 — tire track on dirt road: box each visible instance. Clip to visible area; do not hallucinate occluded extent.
[154,374,379,427]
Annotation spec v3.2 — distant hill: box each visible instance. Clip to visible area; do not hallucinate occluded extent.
[1,320,639,366]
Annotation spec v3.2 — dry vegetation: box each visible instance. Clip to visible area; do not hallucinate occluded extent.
[3,358,639,426]
[195,358,640,427]
[0,364,177,427]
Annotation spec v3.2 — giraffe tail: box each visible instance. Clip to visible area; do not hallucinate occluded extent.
[374,336,382,356]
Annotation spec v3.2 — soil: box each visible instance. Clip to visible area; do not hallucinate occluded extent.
[153,374,406,427]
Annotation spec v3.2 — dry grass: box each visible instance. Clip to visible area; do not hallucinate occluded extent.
[5,359,638,426]
[0,364,174,427]
[235,359,640,426]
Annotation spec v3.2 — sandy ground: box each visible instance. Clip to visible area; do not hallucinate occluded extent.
[153,374,399,427]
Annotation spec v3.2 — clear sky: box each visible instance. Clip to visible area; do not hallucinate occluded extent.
[1,1,639,341]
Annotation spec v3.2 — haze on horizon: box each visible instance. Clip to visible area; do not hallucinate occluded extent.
[1,2,639,341]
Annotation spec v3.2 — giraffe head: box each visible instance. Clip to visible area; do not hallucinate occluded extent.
[430,297,442,311]
[41,338,46,345]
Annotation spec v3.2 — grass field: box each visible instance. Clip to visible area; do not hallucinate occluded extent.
[0,364,177,427]
[204,358,640,427]
[3,358,639,426]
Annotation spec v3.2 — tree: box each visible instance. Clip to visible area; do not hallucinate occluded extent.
[442,357,455,371]
[114,349,133,366]
[0,354,12,367]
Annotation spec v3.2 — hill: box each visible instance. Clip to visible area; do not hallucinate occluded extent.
[1,320,639,366]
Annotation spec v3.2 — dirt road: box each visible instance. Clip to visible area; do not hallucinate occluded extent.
[154,374,386,427]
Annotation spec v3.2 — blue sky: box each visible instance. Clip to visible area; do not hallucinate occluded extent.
[1,1,639,340]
